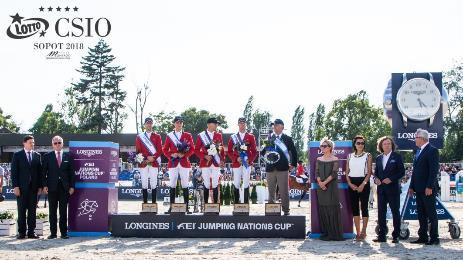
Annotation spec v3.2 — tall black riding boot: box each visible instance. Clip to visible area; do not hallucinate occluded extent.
[170,188,176,204]
[165,188,176,214]
[183,188,192,214]
[213,187,219,204]
[142,189,148,203]
[204,188,210,204]
[234,188,240,204]
[244,187,250,204]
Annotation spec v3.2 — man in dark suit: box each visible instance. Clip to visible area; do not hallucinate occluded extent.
[262,119,298,216]
[11,135,43,239]
[42,136,75,239]
[373,136,405,243]
[409,128,440,245]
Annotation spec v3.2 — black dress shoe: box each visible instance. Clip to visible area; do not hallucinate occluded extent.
[47,234,57,239]
[61,235,69,239]
[425,239,440,245]
[27,234,40,239]
[283,212,290,216]
[16,234,26,239]
[392,238,399,243]
[373,237,386,242]
[410,238,428,244]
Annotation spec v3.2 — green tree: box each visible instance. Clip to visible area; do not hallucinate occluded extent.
[243,96,254,132]
[442,63,463,161]
[0,107,19,133]
[29,104,76,134]
[148,111,176,134]
[307,104,326,141]
[105,74,127,134]
[180,107,228,134]
[323,90,391,157]
[71,39,126,133]
[291,105,306,161]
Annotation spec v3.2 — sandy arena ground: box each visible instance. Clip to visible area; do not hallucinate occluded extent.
[0,200,462,259]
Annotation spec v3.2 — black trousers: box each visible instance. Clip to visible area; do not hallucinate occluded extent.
[377,191,400,239]
[348,177,370,217]
[16,187,38,235]
[415,192,439,240]
[48,183,70,236]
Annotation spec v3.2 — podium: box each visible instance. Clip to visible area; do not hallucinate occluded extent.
[68,141,119,237]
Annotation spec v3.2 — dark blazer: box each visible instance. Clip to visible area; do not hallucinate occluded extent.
[374,151,405,194]
[263,133,298,172]
[11,150,43,193]
[42,151,75,192]
[410,144,439,193]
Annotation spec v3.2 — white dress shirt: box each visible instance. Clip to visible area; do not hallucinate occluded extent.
[207,130,214,140]
[55,150,63,161]
[382,151,392,170]
[239,132,246,141]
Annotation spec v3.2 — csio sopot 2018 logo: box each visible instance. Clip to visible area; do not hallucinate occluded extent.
[5,6,111,59]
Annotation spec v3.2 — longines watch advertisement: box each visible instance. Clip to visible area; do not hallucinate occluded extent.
[391,72,444,150]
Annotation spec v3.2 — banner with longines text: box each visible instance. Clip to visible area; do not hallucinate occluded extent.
[110,214,306,238]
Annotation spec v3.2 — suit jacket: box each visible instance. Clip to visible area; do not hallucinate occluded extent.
[11,150,43,193]
[227,132,258,168]
[163,131,195,168]
[195,131,225,167]
[374,151,405,194]
[410,143,439,193]
[42,151,75,192]
[135,132,163,168]
[262,133,298,172]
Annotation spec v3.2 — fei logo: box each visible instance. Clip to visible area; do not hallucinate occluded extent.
[78,199,99,221]
[6,13,49,39]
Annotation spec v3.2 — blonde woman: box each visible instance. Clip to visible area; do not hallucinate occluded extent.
[315,138,344,241]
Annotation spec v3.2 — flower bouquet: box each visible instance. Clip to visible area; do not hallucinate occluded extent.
[135,153,146,166]
[233,142,249,168]
[172,141,190,164]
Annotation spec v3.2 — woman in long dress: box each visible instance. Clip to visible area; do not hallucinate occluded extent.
[315,138,344,241]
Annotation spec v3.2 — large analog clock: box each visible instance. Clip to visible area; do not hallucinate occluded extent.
[396,73,441,127]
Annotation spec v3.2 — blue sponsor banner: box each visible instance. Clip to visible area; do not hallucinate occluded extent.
[401,194,453,220]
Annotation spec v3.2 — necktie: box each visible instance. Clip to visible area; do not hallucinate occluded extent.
[57,152,62,167]
[415,149,421,160]
[27,152,31,164]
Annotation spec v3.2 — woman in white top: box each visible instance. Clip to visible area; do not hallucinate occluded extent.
[346,135,372,241]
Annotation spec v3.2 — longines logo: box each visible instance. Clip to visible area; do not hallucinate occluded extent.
[5,6,112,60]
[397,132,438,142]
[76,149,103,157]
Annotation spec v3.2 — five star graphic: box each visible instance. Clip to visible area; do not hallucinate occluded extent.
[10,13,23,23]
[40,6,78,12]
[39,30,46,37]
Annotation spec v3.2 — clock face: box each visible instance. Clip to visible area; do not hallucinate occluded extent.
[396,78,441,121]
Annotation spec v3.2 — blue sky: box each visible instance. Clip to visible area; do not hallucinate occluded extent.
[1,0,462,133]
